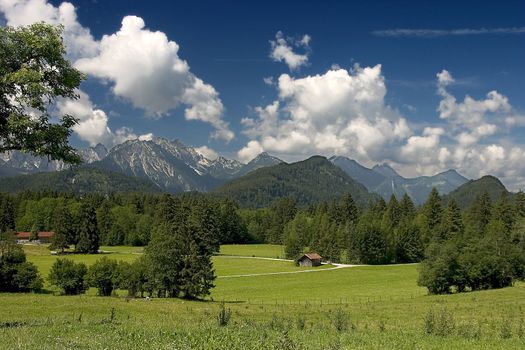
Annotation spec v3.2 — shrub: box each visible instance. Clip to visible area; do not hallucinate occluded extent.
[86,257,119,296]
[217,301,231,327]
[0,231,43,292]
[48,258,87,295]
[423,308,455,337]
[331,308,348,332]
[12,262,43,292]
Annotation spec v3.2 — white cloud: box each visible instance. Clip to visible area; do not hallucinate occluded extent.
[238,66,525,190]
[263,76,274,85]
[238,64,411,162]
[195,146,219,160]
[75,15,233,141]
[57,90,151,147]
[238,140,264,163]
[1,2,233,142]
[0,0,97,60]
[372,27,525,38]
[269,31,310,70]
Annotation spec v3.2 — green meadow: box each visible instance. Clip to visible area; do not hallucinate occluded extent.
[0,244,524,349]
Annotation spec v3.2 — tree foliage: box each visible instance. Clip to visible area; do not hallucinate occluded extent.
[47,258,87,295]
[0,23,85,163]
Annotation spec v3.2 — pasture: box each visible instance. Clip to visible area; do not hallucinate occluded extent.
[0,244,524,349]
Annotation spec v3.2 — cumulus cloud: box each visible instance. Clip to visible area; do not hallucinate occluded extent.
[398,70,525,189]
[238,66,525,190]
[237,65,411,162]
[269,31,311,70]
[57,90,151,147]
[0,0,97,59]
[195,145,219,160]
[1,1,233,142]
[75,15,233,141]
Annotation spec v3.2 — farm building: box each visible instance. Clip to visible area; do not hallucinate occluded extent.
[16,231,54,244]
[298,253,322,267]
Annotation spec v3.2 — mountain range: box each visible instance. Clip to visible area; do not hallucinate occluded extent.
[330,156,469,204]
[1,137,507,207]
[0,137,283,193]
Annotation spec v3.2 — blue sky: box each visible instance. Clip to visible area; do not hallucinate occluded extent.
[1,0,525,188]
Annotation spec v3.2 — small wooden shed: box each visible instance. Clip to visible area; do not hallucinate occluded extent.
[298,253,322,267]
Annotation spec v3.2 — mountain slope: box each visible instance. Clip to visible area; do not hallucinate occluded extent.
[331,157,469,204]
[0,167,161,194]
[214,156,377,208]
[443,175,511,209]
[90,138,220,193]
[330,156,386,189]
[234,152,284,178]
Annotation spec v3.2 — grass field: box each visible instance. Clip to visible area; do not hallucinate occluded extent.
[219,244,286,258]
[1,244,524,349]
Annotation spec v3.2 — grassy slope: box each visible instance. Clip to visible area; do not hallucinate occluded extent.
[1,244,524,349]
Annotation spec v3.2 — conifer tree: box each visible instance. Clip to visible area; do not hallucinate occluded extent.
[284,213,308,259]
[96,200,113,245]
[382,195,401,229]
[369,197,387,219]
[492,193,516,235]
[398,193,415,222]
[438,199,464,242]
[75,202,100,254]
[0,195,15,232]
[218,199,247,244]
[340,192,359,225]
[515,190,525,218]
[468,192,492,234]
[393,220,423,263]
[421,188,443,241]
[50,202,73,253]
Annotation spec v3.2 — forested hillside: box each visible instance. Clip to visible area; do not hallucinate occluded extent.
[215,156,377,208]
[0,168,161,195]
[442,175,511,208]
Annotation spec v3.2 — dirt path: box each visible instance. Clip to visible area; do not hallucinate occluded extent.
[216,255,359,279]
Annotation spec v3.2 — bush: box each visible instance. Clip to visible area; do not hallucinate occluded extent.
[86,257,119,296]
[423,308,455,336]
[48,258,87,295]
[0,231,43,292]
[12,262,43,292]
[331,308,348,332]
[217,301,231,327]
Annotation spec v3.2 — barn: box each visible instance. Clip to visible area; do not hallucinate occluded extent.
[298,253,322,267]
[16,231,55,244]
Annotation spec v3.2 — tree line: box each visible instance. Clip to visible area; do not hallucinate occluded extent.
[1,189,524,296]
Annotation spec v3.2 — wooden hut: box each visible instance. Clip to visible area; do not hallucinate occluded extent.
[298,253,322,267]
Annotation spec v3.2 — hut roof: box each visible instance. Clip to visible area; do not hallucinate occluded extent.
[299,253,322,261]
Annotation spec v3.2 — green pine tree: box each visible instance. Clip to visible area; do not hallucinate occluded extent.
[421,188,443,241]
[50,202,73,253]
[438,199,464,242]
[398,193,415,222]
[515,190,525,218]
[75,202,100,254]
[96,200,113,246]
[340,192,359,225]
[468,192,492,234]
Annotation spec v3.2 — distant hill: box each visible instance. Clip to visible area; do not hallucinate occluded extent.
[214,156,378,208]
[330,156,469,204]
[0,167,161,195]
[442,175,511,209]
